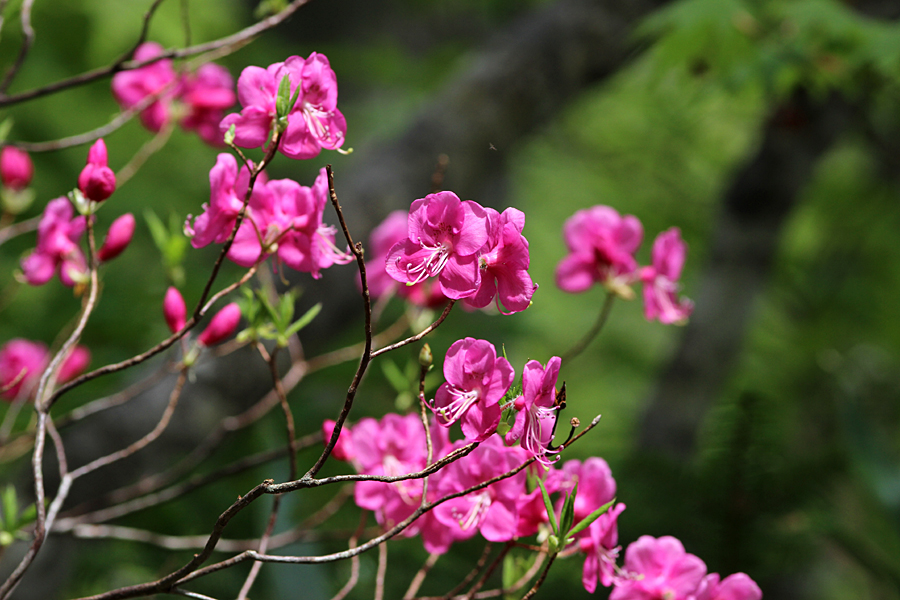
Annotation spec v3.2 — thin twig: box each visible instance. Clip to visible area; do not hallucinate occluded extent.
[520,554,556,600]
[561,292,615,363]
[403,553,440,600]
[444,543,493,599]
[370,301,455,358]
[330,512,367,600]
[115,121,175,188]
[463,544,512,600]
[374,541,388,600]
[0,0,35,94]
[0,214,40,247]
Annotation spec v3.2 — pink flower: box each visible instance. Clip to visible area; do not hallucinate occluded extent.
[322,419,355,462]
[185,153,250,248]
[432,436,528,546]
[78,139,116,202]
[0,340,47,400]
[163,287,187,334]
[581,503,627,592]
[386,192,490,300]
[197,303,241,346]
[430,337,514,442]
[1,147,33,190]
[0,340,89,401]
[691,573,762,600]
[111,42,178,132]
[515,466,565,538]
[640,228,693,324]
[20,198,87,287]
[464,207,535,314]
[611,536,707,600]
[96,213,135,262]
[558,457,617,535]
[365,210,448,308]
[220,53,346,159]
[505,356,562,464]
[180,64,236,146]
[556,205,643,294]
[226,167,351,277]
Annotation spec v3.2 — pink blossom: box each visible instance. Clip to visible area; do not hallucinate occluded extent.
[163,287,187,334]
[556,205,643,294]
[464,207,535,314]
[611,536,707,600]
[20,198,87,287]
[97,213,135,262]
[365,210,448,308]
[559,457,617,527]
[220,53,346,159]
[111,42,178,132]
[515,466,565,538]
[386,192,490,299]
[581,503,627,592]
[227,167,351,277]
[432,436,528,546]
[1,147,33,190]
[322,419,355,462]
[640,228,693,324]
[1,340,89,401]
[430,337,514,442]
[78,139,116,202]
[180,64,236,146]
[185,153,250,248]
[505,356,561,464]
[197,303,241,346]
[691,573,762,600]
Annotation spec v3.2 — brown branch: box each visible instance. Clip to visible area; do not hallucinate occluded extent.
[0,0,35,94]
[443,543,493,599]
[403,553,440,600]
[369,301,455,358]
[0,214,40,247]
[520,554,556,600]
[374,540,388,600]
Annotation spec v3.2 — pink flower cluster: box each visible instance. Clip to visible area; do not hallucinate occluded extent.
[185,156,350,278]
[0,339,90,401]
[556,205,693,324]
[384,192,536,314]
[221,53,346,159]
[112,43,236,146]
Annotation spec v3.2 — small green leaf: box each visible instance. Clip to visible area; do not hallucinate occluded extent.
[224,123,236,146]
[275,74,292,120]
[559,484,576,539]
[285,302,321,337]
[0,119,13,143]
[2,486,17,531]
[255,289,280,324]
[537,477,558,536]
[567,498,616,539]
[278,292,296,329]
[382,360,409,394]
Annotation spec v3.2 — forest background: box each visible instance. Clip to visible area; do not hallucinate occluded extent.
[1,0,900,598]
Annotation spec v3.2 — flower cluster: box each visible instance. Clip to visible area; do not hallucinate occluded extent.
[556,205,693,324]
[0,339,90,401]
[385,192,536,314]
[221,53,346,159]
[185,156,350,278]
[112,42,236,146]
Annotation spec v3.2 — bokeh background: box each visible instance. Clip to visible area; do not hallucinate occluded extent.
[2,0,900,598]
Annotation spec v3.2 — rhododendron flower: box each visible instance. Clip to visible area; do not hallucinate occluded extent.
[20,198,87,287]
[691,573,762,600]
[556,205,643,294]
[78,139,116,202]
[321,419,355,462]
[111,42,178,132]
[611,536,707,600]
[197,303,241,346]
[581,502,627,592]
[0,147,33,190]
[430,337,514,441]
[1,340,89,401]
[179,64,236,146]
[97,213,135,262]
[365,210,448,308]
[432,437,528,545]
[505,356,561,464]
[559,457,617,533]
[640,228,693,324]
[386,192,490,300]
[163,287,187,334]
[464,207,535,314]
[220,53,346,159]
[185,153,249,248]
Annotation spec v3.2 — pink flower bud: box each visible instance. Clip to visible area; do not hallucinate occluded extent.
[97,213,135,262]
[78,139,116,202]
[322,419,355,461]
[0,147,33,190]
[163,287,187,334]
[59,345,91,383]
[197,302,241,346]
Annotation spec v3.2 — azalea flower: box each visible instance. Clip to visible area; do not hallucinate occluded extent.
[505,356,562,464]
[640,228,693,324]
[611,536,707,600]
[20,198,87,287]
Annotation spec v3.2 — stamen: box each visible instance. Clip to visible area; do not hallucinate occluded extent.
[430,386,479,425]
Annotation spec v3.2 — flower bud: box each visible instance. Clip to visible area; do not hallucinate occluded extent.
[418,343,433,368]
[59,345,91,383]
[78,139,116,202]
[197,302,241,346]
[0,147,33,191]
[97,213,135,262]
[163,287,187,334]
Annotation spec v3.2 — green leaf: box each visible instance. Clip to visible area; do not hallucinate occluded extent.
[0,119,13,143]
[284,302,321,337]
[255,289,280,325]
[144,209,168,254]
[278,292,296,329]
[382,359,410,394]
[567,498,616,539]
[275,74,292,120]
[537,477,558,536]
[2,486,17,531]
[559,483,577,539]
